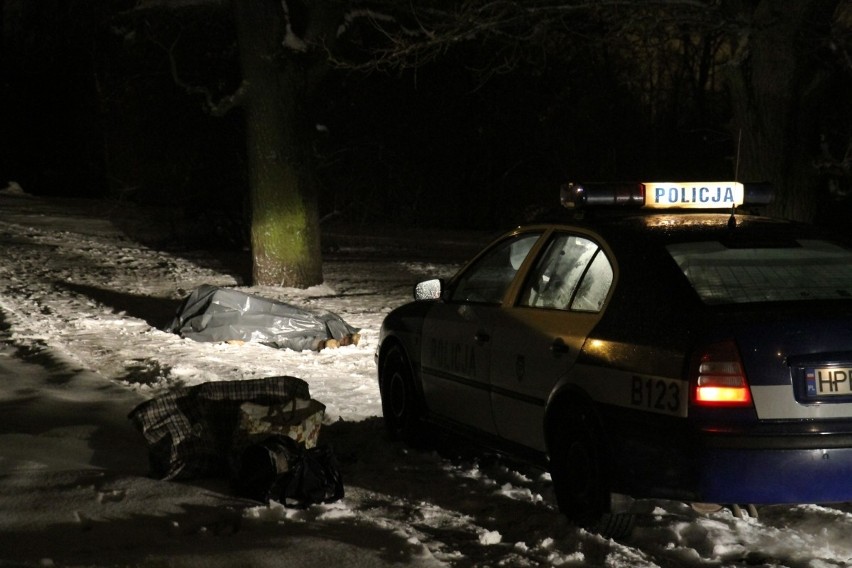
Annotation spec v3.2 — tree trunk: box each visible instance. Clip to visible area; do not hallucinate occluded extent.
[233,0,323,288]
[725,0,839,222]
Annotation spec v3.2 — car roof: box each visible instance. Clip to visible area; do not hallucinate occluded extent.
[515,211,852,349]
[525,210,820,243]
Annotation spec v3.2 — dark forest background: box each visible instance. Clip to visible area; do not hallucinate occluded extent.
[2,0,852,251]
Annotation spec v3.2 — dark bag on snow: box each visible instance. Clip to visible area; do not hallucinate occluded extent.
[128,376,325,480]
[235,434,344,508]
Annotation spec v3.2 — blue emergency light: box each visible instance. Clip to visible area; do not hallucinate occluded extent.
[561,182,773,210]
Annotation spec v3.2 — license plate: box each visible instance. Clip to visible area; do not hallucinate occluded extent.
[806,367,852,397]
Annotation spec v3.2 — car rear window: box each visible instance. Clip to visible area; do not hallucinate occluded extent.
[667,239,852,304]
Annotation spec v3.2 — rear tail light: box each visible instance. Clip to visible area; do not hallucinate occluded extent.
[691,341,753,407]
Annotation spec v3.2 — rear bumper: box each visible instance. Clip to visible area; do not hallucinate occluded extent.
[602,404,852,504]
[611,417,852,504]
[695,446,852,504]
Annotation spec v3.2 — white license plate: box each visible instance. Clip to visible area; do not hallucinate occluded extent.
[806,367,852,397]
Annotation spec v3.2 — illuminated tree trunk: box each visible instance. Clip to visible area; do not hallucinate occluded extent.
[233,0,322,287]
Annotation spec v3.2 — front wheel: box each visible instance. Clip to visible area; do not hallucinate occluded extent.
[549,405,634,539]
[379,345,423,444]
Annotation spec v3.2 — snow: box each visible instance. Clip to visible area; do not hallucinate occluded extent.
[1,186,852,567]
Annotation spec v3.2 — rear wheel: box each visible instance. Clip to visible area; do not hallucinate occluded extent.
[380,345,423,443]
[550,404,634,539]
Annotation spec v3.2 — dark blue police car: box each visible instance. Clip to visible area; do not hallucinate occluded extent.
[376,181,852,538]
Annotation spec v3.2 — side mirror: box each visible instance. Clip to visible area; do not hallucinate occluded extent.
[414,279,443,301]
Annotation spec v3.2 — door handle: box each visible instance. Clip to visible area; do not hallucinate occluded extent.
[550,338,570,355]
[474,332,491,344]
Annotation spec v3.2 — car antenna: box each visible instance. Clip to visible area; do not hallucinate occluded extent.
[728,129,743,230]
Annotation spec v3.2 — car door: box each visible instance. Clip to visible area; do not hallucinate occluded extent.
[489,231,615,450]
[420,231,543,434]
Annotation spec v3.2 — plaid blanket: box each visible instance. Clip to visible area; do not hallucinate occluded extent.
[128,376,325,480]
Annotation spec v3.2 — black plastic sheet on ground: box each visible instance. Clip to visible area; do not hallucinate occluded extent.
[166,284,359,351]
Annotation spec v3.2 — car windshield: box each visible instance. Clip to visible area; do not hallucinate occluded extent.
[667,239,852,305]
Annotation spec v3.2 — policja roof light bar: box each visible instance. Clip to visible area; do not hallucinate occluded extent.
[560,181,774,210]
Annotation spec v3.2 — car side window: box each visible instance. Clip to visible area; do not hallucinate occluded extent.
[521,234,613,312]
[571,250,613,311]
[450,233,541,304]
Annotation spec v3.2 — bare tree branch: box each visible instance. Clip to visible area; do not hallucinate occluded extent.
[329,0,723,73]
[155,30,247,115]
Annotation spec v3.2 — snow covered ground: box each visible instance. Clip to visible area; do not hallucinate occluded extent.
[1,187,852,567]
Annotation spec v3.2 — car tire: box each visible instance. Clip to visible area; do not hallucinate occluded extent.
[380,345,423,444]
[550,404,635,539]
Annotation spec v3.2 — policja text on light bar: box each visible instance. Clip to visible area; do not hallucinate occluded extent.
[644,182,744,209]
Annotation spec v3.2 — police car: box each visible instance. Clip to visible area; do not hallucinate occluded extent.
[375,181,852,538]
